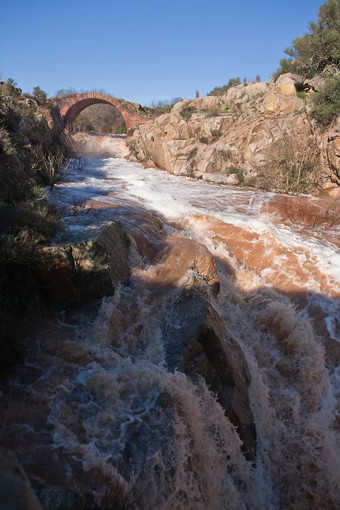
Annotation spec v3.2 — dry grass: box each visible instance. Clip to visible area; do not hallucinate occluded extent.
[263,195,340,228]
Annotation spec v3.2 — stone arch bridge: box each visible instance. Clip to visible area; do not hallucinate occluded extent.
[53,92,155,135]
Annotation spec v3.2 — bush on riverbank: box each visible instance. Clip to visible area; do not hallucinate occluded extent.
[0,79,65,380]
[0,194,62,380]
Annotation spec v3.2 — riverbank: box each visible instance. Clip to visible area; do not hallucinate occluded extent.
[127,74,340,197]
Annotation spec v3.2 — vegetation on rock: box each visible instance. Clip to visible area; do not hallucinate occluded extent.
[312,73,340,125]
[208,78,241,96]
[274,0,340,78]
[149,97,183,113]
[0,79,66,379]
[179,103,197,120]
[273,0,340,126]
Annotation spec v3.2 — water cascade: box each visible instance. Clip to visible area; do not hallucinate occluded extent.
[1,136,339,509]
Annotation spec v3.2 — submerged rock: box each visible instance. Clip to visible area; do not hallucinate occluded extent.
[162,290,256,459]
[132,231,255,458]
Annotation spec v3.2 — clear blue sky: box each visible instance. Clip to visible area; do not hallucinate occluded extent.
[1,0,322,106]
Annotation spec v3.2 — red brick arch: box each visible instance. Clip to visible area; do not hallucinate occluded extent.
[53,92,150,134]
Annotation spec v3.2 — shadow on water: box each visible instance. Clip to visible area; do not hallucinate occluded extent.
[0,200,339,508]
[0,156,339,509]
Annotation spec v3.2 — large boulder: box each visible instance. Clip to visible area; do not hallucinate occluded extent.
[119,233,255,457]
[161,290,256,458]
[40,222,130,306]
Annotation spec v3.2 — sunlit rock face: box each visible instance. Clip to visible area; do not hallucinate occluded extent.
[128,73,340,193]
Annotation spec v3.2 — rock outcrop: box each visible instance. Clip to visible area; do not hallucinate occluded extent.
[0,83,65,201]
[321,116,340,191]
[40,222,130,306]
[127,74,340,193]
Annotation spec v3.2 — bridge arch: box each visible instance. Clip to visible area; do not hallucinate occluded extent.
[53,92,150,135]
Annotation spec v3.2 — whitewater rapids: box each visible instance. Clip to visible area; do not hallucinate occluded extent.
[0,135,339,509]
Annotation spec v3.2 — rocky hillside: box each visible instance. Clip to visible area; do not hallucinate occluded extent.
[127,73,340,196]
[0,81,67,379]
[0,80,65,200]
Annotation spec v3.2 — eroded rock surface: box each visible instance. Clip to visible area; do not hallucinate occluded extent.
[127,73,340,193]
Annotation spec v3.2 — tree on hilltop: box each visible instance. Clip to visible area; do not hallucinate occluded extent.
[275,0,340,78]
[33,86,47,105]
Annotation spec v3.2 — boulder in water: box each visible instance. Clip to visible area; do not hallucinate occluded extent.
[40,221,130,306]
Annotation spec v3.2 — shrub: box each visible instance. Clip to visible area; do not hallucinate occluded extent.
[149,97,183,113]
[204,107,221,117]
[0,229,44,380]
[0,78,19,97]
[0,195,62,381]
[188,147,198,159]
[0,126,16,155]
[180,104,196,120]
[297,90,307,101]
[0,200,61,241]
[312,73,340,126]
[0,77,66,380]
[33,86,47,105]
[248,137,321,194]
[208,78,241,96]
[226,166,245,183]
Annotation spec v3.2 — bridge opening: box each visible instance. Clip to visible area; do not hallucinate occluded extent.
[73,103,127,135]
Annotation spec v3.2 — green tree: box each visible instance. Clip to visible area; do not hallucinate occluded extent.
[33,86,47,105]
[1,78,18,97]
[275,0,340,78]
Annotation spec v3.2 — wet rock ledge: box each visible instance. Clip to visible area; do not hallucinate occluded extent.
[39,222,130,307]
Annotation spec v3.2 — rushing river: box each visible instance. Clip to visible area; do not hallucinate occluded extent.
[1,136,339,509]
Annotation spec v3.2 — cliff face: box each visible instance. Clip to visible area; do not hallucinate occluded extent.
[127,74,340,195]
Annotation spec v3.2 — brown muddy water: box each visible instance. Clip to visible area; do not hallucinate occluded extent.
[1,135,339,509]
